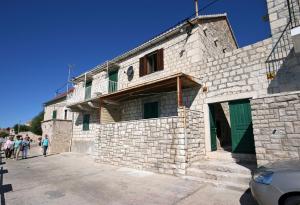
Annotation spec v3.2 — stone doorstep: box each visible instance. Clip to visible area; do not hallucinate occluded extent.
[205,151,257,163]
[181,175,250,192]
[190,160,256,175]
[186,167,251,185]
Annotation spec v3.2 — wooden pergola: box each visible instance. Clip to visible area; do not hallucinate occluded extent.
[100,72,201,107]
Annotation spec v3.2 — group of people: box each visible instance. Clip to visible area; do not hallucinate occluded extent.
[2,135,31,160]
[0,134,50,160]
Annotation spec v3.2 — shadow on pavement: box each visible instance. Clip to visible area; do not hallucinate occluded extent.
[240,189,258,205]
[0,152,13,205]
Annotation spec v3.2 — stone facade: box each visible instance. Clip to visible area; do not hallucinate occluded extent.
[95,108,203,175]
[42,120,72,153]
[65,2,300,175]
[71,111,99,155]
[251,93,300,166]
[42,93,73,153]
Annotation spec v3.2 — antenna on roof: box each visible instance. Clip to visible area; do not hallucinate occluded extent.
[67,64,74,92]
[194,0,199,17]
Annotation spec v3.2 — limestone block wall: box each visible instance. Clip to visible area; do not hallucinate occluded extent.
[42,120,72,153]
[190,38,273,101]
[183,109,205,165]
[95,108,204,175]
[251,93,300,165]
[72,111,99,155]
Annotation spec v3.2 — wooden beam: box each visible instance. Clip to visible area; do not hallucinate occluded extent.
[177,76,183,107]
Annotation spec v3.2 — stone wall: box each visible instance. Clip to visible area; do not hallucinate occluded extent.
[95,108,203,175]
[184,109,205,164]
[42,120,72,153]
[251,92,300,165]
[72,111,99,155]
[44,99,71,121]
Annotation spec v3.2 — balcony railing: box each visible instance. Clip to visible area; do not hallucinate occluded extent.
[108,80,118,93]
[266,0,300,80]
[288,0,300,28]
[67,80,119,105]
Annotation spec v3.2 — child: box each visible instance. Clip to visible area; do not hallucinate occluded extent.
[13,135,22,160]
[21,136,30,159]
[4,136,14,159]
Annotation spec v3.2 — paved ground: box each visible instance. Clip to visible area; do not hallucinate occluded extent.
[0,146,257,205]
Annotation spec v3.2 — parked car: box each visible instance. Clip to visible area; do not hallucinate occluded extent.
[250,160,300,205]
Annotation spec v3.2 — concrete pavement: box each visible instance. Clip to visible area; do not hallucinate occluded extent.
[1,147,257,205]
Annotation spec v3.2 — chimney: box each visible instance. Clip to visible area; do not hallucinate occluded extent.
[194,0,199,17]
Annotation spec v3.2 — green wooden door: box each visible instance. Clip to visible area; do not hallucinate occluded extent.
[209,104,217,151]
[229,99,255,154]
[108,70,118,93]
[144,102,159,119]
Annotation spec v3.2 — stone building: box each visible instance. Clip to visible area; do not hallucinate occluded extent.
[66,0,300,190]
[42,89,73,153]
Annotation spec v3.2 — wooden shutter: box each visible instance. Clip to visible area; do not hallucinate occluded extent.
[83,114,90,131]
[52,110,57,120]
[139,56,147,77]
[157,48,164,71]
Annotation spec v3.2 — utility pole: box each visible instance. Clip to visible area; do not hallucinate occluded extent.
[194,0,199,17]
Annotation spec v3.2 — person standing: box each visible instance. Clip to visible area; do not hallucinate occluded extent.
[4,136,14,159]
[0,136,6,153]
[42,135,49,157]
[13,135,22,160]
[21,136,30,159]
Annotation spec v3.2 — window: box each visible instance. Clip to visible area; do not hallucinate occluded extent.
[139,48,164,77]
[147,52,158,73]
[52,110,57,120]
[143,102,159,119]
[85,81,92,100]
[64,110,68,120]
[83,114,90,131]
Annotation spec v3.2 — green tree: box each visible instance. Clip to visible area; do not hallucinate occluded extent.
[13,124,30,134]
[0,131,9,138]
[30,111,44,135]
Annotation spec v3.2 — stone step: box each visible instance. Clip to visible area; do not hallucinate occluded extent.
[182,175,249,192]
[190,160,256,175]
[186,167,251,185]
[206,152,257,163]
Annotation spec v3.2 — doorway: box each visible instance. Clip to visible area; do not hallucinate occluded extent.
[108,69,118,93]
[209,99,255,154]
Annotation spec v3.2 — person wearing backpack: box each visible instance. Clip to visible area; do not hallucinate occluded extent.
[42,135,50,157]
[21,136,30,159]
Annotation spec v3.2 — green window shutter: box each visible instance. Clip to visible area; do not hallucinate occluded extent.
[85,81,92,100]
[143,102,159,119]
[52,110,57,120]
[83,114,90,131]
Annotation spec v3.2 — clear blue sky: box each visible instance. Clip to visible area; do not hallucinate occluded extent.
[0,0,270,128]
